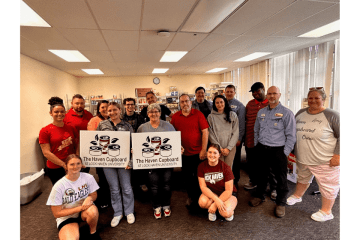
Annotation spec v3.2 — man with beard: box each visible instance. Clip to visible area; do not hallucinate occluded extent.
[171,94,209,211]
[249,86,296,218]
[64,94,93,173]
[140,92,172,122]
[244,82,277,200]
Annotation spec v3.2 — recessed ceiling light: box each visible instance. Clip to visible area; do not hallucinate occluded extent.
[49,50,90,62]
[152,68,169,74]
[234,52,272,62]
[82,69,104,75]
[160,51,188,62]
[181,0,246,33]
[206,68,227,73]
[20,1,51,27]
[298,20,340,38]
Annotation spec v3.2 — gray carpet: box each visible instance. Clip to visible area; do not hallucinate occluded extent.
[20,156,339,240]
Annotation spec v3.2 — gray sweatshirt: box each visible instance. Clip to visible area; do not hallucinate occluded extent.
[227,98,246,141]
[207,110,239,151]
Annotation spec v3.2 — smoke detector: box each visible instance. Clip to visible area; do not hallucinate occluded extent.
[157,31,171,37]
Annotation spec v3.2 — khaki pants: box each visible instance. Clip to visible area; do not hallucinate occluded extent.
[220,147,237,169]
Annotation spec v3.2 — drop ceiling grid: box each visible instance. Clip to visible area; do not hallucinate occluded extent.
[141,0,197,31]
[190,34,239,52]
[166,32,208,51]
[212,0,296,36]
[87,0,142,31]
[101,30,140,51]
[139,31,176,51]
[23,0,98,29]
[242,0,336,37]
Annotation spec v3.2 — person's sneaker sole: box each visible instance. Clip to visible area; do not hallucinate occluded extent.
[286,195,302,205]
[208,213,216,221]
[244,184,257,190]
[164,209,171,217]
[225,214,234,221]
[311,210,334,222]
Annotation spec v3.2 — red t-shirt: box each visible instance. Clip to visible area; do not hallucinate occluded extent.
[245,98,269,148]
[63,108,93,137]
[197,160,237,196]
[39,124,77,169]
[170,108,209,156]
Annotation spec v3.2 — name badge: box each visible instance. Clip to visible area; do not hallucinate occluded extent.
[274,123,277,126]
[231,105,237,109]
[261,114,265,117]
[275,113,283,117]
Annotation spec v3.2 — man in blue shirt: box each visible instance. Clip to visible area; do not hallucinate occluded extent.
[249,86,296,218]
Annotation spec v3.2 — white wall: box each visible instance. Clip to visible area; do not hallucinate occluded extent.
[20,54,78,173]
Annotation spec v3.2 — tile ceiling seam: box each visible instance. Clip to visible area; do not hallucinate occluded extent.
[269,2,339,37]
[84,0,120,73]
[136,0,145,65]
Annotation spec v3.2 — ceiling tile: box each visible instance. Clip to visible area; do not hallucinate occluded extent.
[139,31,175,50]
[87,0,142,30]
[23,0,97,29]
[142,0,196,31]
[220,35,265,53]
[102,30,139,50]
[137,51,165,63]
[20,36,46,53]
[243,0,336,37]
[112,51,138,62]
[273,3,339,37]
[57,28,109,51]
[213,0,295,35]
[178,51,212,63]
[166,33,208,51]
[21,27,76,50]
[191,34,239,52]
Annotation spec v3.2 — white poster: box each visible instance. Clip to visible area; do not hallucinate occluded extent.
[132,131,182,169]
[80,130,130,168]
[287,153,297,183]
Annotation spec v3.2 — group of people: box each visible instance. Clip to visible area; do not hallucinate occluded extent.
[40,83,340,239]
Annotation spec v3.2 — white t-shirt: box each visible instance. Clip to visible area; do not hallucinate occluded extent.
[46,173,99,227]
[294,108,340,165]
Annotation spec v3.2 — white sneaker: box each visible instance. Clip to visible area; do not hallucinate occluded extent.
[286,195,302,205]
[127,213,135,224]
[154,207,162,219]
[111,215,123,227]
[311,210,334,222]
[225,214,234,221]
[208,213,216,222]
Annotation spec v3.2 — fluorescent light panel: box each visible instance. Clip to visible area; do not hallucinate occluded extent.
[234,52,272,62]
[206,68,227,73]
[181,0,246,33]
[298,20,340,38]
[152,68,169,74]
[49,50,90,62]
[160,51,188,62]
[82,69,104,75]
[20,1,51,27]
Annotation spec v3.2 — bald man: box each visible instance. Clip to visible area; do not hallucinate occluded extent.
[249,86,296,218]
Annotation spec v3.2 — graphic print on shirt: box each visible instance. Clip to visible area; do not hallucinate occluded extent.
[89,134,120,156]
[204,171,224,184]
[57,136,73,151]
[63,184,89,204]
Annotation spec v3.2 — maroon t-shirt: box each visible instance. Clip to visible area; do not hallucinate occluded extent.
[197,160,237,196]
[39,124,77,169]
[170,108,209,156]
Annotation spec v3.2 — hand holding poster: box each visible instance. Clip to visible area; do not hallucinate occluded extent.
[80,130,130,168]
[132,131,182,169]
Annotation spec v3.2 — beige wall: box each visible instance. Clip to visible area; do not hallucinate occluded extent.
[77,75,222,99]
[20,54,78,174]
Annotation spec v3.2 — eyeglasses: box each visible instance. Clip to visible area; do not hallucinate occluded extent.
[125,104,135,106]
[148,111,160,114]
[309,87,324,91]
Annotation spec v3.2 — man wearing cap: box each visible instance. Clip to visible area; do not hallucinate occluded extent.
[244,82,277,200]
[171,94,209,210]
[249,86,296,218]
[192,86,213,119]
[224,85,246,188]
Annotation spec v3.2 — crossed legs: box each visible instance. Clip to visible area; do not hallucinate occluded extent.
[198,194,237,218]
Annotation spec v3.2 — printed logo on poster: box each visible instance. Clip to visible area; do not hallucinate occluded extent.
[132,131,182,169]
[80,131,130,168]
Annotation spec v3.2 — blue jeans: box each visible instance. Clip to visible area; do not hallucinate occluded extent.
[148,168,173,209]
[103,168,134,217]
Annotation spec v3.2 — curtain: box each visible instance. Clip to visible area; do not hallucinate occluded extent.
[333,39,340,112]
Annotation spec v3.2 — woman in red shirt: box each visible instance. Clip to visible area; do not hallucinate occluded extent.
[197,144,238,222]
[39,97,78,185]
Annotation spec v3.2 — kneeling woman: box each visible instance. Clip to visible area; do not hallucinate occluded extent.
[197,144,238,221]
[46,154,100,240]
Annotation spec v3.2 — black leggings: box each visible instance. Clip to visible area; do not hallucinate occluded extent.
[47,167,66,185]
